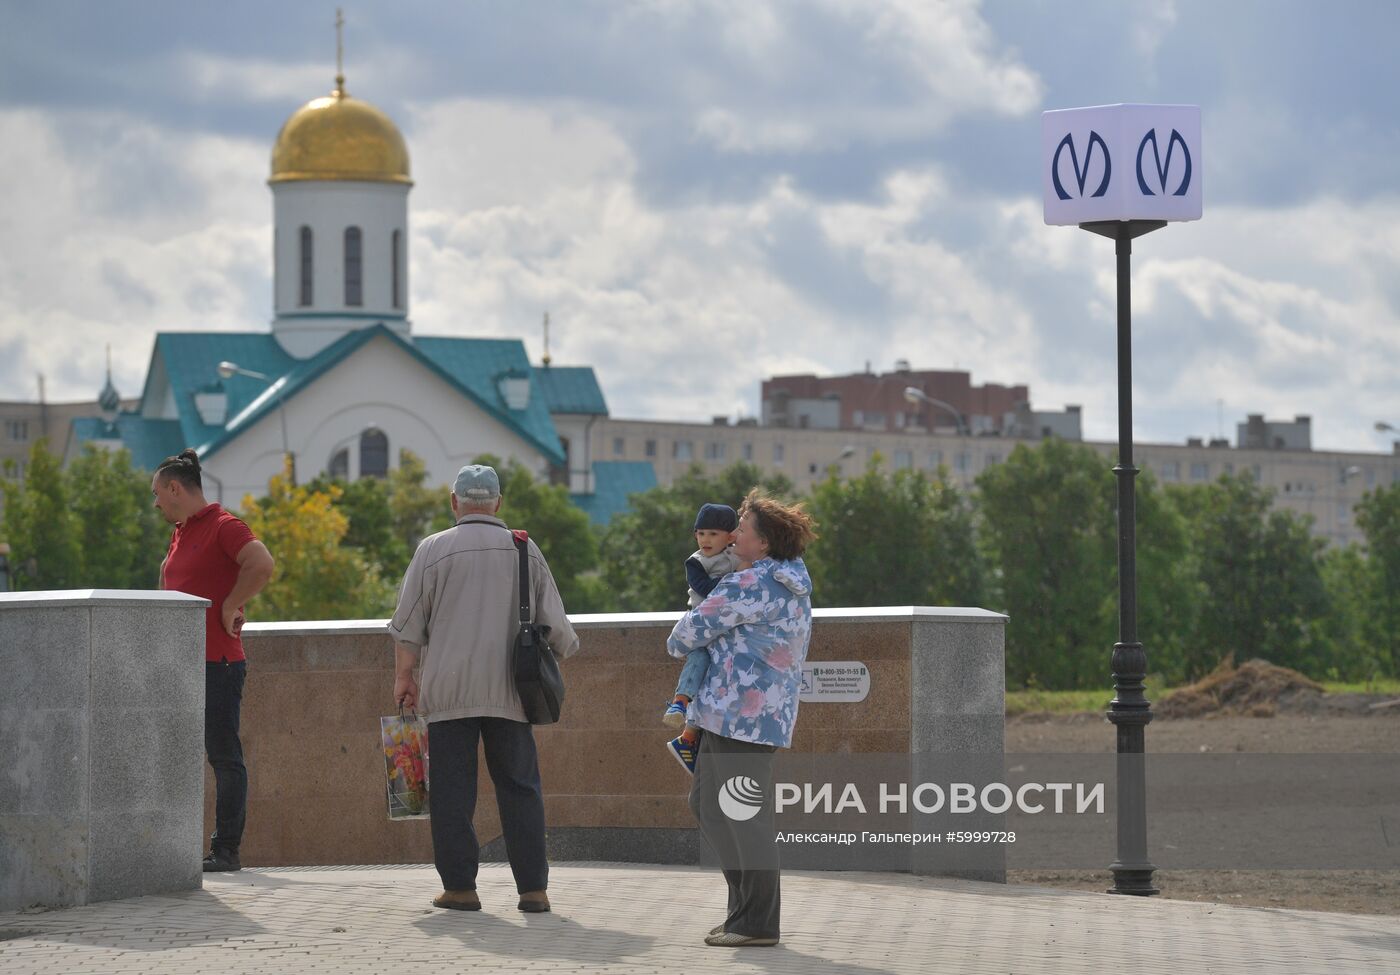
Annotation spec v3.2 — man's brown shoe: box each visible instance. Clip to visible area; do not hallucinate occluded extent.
[518,890,551,913]
[709,924,725,937]
[432,890,481,911]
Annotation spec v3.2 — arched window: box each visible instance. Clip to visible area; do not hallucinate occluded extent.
[344,226,363,306]
[391,230,402,309]
[328,448,349,480]
[359,428,388,478]
[298,226,314,306]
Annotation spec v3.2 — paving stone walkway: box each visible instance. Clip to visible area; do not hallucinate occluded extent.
[2,864,1398,974]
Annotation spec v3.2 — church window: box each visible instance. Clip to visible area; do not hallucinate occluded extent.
[391,230,402,309]
[299,226,313,306]
[328,448,349,480]
[344,227,363,306]
[360,428,388,478]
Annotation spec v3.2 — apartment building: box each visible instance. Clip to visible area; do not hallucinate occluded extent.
[576,415,1400,546]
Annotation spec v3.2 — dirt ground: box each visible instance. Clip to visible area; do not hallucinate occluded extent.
[1004,703,1400,916]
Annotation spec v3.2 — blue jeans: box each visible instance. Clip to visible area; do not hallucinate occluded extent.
[675,648,710,701]
[428,716,548,894]
[205,660,248,854]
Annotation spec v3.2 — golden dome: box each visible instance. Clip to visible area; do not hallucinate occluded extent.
[270,88,411,185]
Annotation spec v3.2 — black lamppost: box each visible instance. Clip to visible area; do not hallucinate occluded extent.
[1081,218,1164,896]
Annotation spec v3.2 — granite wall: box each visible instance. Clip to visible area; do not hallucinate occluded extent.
[0,589,208,911]
[223,608,1006,878]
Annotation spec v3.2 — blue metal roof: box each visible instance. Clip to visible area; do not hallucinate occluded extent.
[72,326,566,470]
[143,332,297,452]
[533,365,609,415]
[570,460,658,526]
[414,336,566,462]
[69,416,185,470]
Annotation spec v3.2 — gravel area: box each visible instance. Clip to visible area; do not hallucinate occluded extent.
[1005,708,1400,915]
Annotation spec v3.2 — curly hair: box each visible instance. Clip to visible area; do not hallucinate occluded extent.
[739,488,817,561]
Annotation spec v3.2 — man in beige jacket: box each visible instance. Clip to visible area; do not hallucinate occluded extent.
[389,464,579,914]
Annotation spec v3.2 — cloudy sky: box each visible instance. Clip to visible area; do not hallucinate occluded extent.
[2,0,1398,451]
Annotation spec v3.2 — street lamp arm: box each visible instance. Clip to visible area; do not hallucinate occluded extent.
[904,387,968,437]
[217,360,271,382]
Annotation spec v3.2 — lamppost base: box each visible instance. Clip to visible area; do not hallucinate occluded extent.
[1107,866,1161,896]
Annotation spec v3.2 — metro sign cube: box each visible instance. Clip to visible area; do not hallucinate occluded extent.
[1042,104,1202,226]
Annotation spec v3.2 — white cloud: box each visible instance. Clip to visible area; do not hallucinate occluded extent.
[177,53,332,106]
[5,56,1400,459]
[1131,1,1178,65]
[0,109,268,404]
[684,0,1043,153]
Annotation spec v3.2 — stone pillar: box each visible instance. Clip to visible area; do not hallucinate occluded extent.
[0,589,209,911]
[909,607,1008,882]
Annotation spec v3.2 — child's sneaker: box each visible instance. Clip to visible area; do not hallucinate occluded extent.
[662,698,689,728]
[667,734,699,775]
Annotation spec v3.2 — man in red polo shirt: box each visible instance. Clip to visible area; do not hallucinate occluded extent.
[153,448,275,872]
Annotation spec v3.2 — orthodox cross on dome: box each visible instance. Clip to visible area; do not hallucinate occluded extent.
[542,312,552,367]
[334,8,346,95]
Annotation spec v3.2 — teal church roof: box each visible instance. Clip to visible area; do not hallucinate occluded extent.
[532,366,609,415]
[76,325,574,470]
[68,416,185,471]
[570,461,658,526]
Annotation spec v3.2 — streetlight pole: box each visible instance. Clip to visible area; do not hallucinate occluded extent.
[1081,218,1165,897]
[903,387,968,437]
[217,361,295,486]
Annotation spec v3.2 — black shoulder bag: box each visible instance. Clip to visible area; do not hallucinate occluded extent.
[510,530,564,724]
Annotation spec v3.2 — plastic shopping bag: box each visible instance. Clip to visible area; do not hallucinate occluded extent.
[381,708,430,820]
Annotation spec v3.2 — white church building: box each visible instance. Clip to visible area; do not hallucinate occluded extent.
[67,73,635,514]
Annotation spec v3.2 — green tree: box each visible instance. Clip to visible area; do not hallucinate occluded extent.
[306,472,410,579]
[241,464,394,621]
[1131,469,1198,685]
[975,439,1117,689]
[804,460,984,609]
[389,450,452,554]
[1317,543,1384,681]
[1,440,83,589]
[1355,483,1400,676]
[1168,473,1329,677]
[470,453,605,612]
[600,462,795,612]
[66,445,164,588]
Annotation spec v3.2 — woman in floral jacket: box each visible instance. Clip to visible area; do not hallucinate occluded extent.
[667,489,816,948]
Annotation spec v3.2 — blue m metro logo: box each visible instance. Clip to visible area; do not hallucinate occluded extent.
[1052,131,1111,200]
[1136,128,1192,196]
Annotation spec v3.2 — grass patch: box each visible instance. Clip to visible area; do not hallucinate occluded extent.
[1005,689,1109,716]
[1321,678,1400,696]
[1005,675,1172,716]
[1006,675,1400,716]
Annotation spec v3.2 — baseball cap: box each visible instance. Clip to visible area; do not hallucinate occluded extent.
[453,464,501,501]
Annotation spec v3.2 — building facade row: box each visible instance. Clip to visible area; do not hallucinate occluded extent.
[571,416,1400,547]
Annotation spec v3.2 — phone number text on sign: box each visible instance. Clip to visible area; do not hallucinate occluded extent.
[800,662,870,703]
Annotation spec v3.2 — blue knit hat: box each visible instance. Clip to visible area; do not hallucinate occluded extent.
[694,503,738,532]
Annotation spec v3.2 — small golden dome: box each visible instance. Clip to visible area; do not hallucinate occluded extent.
[270,88,411,185]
